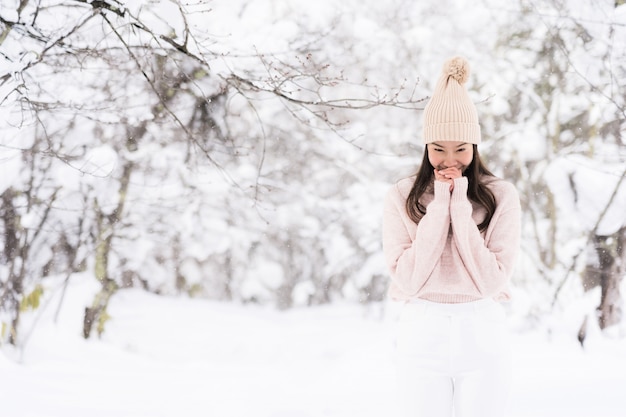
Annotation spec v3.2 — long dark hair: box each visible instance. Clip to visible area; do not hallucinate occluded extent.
[405,145,497,232]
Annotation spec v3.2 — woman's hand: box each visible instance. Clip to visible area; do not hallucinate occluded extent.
[434,167,463,192]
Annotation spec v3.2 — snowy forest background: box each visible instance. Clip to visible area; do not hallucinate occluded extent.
[1,0,626,357]
[1,1,626,415]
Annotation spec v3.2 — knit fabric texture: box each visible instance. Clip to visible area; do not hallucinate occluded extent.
[422,56,481,144]
[382,176,521,303]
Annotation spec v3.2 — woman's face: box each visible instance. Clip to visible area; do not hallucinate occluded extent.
[427,141,474,171]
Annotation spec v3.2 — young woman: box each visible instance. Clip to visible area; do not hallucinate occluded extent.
[382,56,521,417]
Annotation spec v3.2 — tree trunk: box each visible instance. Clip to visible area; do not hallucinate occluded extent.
[83,162,133,339]
[592,227,625,330]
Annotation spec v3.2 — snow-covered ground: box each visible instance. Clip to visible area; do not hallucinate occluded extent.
[1,280,625,417]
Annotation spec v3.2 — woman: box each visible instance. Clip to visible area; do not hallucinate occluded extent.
[382,56,521,417]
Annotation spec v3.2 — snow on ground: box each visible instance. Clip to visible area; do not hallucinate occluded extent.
[1,283,625,417]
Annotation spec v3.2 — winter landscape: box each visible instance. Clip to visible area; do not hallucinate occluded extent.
[1,281,626,416]
[1,0,626,416]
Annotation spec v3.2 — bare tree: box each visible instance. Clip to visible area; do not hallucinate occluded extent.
[493,0,626,335]
[1,0,424,344]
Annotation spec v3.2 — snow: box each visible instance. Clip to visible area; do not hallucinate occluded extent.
[0,147,22,194]
[81,145,119,178]
[545,155,626,235]
[1,281,625,417]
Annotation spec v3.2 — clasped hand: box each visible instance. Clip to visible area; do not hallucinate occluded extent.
[434,167,463,192]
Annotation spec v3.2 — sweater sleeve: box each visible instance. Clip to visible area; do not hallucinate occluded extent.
[382,181,452,297]
[449,177,521,297]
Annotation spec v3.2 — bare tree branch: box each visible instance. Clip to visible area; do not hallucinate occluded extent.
[552,164,626,308]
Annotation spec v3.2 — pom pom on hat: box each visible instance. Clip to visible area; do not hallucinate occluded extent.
[444,56,470,85]
[422,56,481,145]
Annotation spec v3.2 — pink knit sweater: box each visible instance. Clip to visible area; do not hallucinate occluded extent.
[382,175,521,303]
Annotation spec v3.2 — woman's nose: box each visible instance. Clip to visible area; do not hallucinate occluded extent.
[444,155,456,167]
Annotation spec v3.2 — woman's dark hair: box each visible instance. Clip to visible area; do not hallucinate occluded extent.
[405,144,497,232]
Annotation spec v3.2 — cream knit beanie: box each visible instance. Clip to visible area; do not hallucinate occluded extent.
[422,56,481,145]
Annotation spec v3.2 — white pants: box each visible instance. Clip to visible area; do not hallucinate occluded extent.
[394,298,511,417]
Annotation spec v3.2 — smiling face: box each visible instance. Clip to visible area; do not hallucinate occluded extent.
[427,141,474,171]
